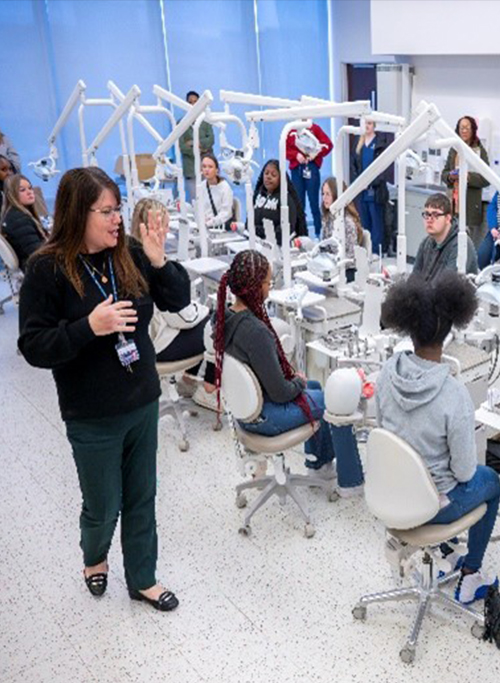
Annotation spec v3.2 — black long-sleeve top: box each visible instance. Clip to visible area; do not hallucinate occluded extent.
[221,309,305,404]
[253,187,304,246]
[1,208,47,271]
[18,240,191,421]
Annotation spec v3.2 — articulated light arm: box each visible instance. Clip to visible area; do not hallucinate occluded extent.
[153,90,213,161]
[30,80,87,179]
[108,82,163,144]
[87,85,141,159]
[330,102,441,273]
[300,96,331,105]
[246,100,372,123]
[433,119,500,194]
[205,112,248,147]
[330,103,441,214]
[363,111,406,128]
[220,90,300,108]
[48,80,87,149]
[153,85,191,113]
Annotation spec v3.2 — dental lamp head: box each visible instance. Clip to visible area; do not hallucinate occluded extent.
[306,235,342,281]
[220,150,255,185]
[219,143,258,186]
[476,266,500,317]
[291,128,325,158]
[28,155,60,182]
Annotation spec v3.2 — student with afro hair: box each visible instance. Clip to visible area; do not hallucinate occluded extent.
[376,272,500,605]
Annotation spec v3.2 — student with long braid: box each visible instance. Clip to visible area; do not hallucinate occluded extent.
[213,249,364,494]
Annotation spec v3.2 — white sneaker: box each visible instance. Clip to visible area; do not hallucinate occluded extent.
[437,545,465,578]
[338,484,364,499]
[192,385,220,412]
[307,461,336,480]
[455,570,499,605]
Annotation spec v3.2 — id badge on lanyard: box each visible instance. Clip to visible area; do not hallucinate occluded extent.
[80,254,140,373]
[115,333,140,372]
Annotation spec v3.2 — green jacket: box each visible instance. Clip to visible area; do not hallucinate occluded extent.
[179,121,214,179]
[441,142,489,227]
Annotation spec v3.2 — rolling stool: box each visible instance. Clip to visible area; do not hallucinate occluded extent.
[157,354,204,451]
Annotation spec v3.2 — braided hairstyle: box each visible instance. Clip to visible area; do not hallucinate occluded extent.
[253,160,307,237]
[381,271,477,349]
[214,249,315,423]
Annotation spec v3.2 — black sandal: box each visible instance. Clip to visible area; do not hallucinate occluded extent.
[129,587,179,612]
[84,571,108,597]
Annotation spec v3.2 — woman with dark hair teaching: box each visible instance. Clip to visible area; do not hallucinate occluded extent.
[376,272,500,604]
[18,167,190,612]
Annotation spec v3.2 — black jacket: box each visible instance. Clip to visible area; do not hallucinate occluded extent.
[351,136,389,205]
[253,187,306,246]
[18,240,191,421]
[1,208,46,271]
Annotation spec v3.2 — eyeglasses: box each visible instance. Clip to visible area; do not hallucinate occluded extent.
[422,211,446,221]
[89,205,122,219]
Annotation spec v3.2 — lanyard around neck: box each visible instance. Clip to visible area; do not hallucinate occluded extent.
[80,254,118,301]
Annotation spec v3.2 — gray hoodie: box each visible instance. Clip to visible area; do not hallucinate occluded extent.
[220,309,305,404]
[376,351,476,493]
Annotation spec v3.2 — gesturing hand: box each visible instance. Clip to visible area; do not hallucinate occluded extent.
[88,295,138,336]
[140,209,169,268]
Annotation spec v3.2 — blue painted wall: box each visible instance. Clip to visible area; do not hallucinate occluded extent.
[0,0,331,203]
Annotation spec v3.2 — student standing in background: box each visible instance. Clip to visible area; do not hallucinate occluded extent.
[286,123,333,239]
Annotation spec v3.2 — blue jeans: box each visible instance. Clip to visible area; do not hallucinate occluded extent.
[477,230,500,269]
[291,163,321,237]
[359,197,384,254]
[430,465,500,572]
[239,380,364,489]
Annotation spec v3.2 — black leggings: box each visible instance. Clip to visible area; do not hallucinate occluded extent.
[156,316,215,384]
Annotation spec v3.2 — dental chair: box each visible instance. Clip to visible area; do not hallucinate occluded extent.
[221,354,337,538]
[157,354,204,452]
[0,234,23,314]
[352,428,486,663]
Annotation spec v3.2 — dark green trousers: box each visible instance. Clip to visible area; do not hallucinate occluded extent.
[66,400,159,591]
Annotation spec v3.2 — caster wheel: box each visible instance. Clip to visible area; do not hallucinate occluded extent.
[213,420,223,432]
[399,646,415,664]
[471,622,485,639]
[304,523,315,538]
[238,525,251,537]
[189,410,199,417]
[328,490,339,503]
[352,605,367,621]
[236,493,247,509]
[178,439,189,452]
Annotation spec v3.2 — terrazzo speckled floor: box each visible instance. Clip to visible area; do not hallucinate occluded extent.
[1,279,499,683]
